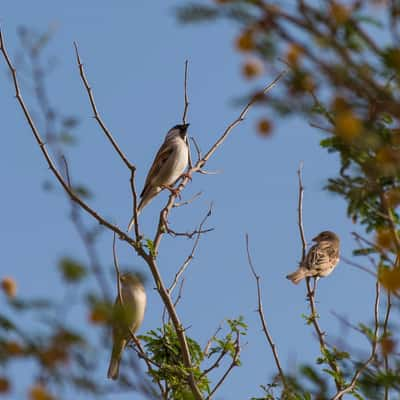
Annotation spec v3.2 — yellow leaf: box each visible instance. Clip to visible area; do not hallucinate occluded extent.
[376,228,396,250]
[335,111,362,140]
[378,266,400,292]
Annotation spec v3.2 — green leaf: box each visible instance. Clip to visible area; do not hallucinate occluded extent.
[58,257,87,283]
[144,238,156,258]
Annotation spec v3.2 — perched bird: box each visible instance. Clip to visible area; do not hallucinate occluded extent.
[128,124,190,231]
[286,231,340,284]
[107,273,146,380]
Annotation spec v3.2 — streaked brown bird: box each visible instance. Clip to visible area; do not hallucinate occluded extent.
[286,231,340,284]
[107,273,146,380]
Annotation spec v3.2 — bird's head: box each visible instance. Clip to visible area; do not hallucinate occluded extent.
[120,273,144,289]
[312,231,339,243]
[166,123,190,141]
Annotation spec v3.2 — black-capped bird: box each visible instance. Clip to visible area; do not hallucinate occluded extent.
[128,124,189,231]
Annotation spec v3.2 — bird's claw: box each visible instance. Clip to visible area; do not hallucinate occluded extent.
[180,171,192,182]
[161,185,182,199]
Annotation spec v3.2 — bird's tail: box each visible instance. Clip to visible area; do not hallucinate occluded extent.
[107,340,126,380]
[286,268,308,284]
[127,187,161,232]
[127,208,141,232]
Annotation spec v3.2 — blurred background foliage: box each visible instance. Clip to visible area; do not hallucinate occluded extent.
[2,0,400,398]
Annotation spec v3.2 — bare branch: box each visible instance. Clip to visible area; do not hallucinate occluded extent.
[297,164,343,392]
[245,234,287,388]
[182,60,193,171]
[152,71,285,254]
[297,162,307,261]
[190,136,202,163]
[73,42,135,171]
[331,281,381,400]
[206,331,241,399]
[173,192,202,208]
[168,204,213,294]
[341,256,376,279]
[182,60,189,125]
[0,30,138,247]
[200,70,286,166]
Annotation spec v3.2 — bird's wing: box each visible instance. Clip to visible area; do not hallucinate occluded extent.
[305,244,330,272]
[140,142,174,197]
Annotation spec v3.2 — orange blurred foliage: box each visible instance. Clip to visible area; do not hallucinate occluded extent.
[5,341,23,356]
[89,309,108,324]
[236,30,255,52]
[385,189,400,208]
[29,385,55,400]
[381,337,396,357]
[257,118,273,137]
[242,58,263,79]
[330,1,350,24]
[0,377,10,394]
[286,43,303,66]
[1,277,16,298]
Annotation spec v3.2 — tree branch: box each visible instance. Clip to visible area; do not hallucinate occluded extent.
[245,234,287,389]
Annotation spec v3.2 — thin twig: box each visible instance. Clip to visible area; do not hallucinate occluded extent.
[297,162,307,261]
[206,332,241,400]
[173,192,202,208]
[203,324,223,357]
[341,256,376,278]
[245,234,287,388]
[73,42,135,171]
[190,136,202,163]
[173,277,185,308]
[0,29,139,247]
[199,70,286,166]
[383,290,392,400]
[331,281,380,400]
[168,204,213,294]
[182,60,193,171]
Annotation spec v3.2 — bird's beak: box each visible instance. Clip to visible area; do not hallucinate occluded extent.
[311,236,318,242]
[183,123,190,130]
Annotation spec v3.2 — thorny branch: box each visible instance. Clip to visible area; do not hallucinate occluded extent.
[245,234,287,389]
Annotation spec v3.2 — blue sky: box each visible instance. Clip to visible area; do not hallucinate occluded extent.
[0,2,377,399]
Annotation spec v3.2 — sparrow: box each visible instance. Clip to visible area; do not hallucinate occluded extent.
[128,124,189,231]
[107,273,147,380]
[286,231,340,284]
